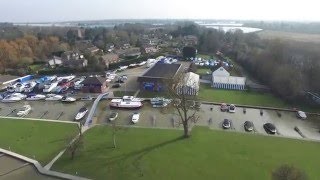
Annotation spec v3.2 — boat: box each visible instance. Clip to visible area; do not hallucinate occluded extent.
[74,77,85,90]
[43,82,59,93]
[17,104,32,117]
[1,93,26,103]
[57,75,75,82]
[24,81,37,93]
[45,94,63,101]
[15,83,25,93]
[110,98,143,109]
[122,96,144,102]
[36,75,57,84]
[150,97,172,107]
[26,94,46,101]
[6,83,16,93]
[131,112,140,124]
[61,96,76,103]
[109,112,118,121]
[75,107,88,121]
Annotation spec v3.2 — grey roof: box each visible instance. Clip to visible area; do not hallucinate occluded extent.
[138,63,182,80]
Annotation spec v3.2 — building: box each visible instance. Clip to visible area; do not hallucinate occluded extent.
[81,77,108,93]
[211,67,246,90]
[137,63,182,91]
[177,72,200,95]
[62,59,88,69]
[48,56,63,67]
[184,35,198,46]
[86,46,100,55]
[141,45,158,54]
[100,54,120,67]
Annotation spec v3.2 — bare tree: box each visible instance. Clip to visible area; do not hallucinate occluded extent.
[66,123,84,160]
[272,164,308,180]
[165,71,200,138]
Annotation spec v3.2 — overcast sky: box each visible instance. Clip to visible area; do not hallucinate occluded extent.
[0,0,319,22]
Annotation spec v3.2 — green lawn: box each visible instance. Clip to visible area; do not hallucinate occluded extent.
[113,91,136,97]
[53,126,320,180]
[198,83,290,108]
[0,118,78,165]
[196,68,211,75]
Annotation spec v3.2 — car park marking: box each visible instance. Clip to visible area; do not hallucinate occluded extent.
[39,111,48,119]
[56,112,64,120]
[6,109,16,116]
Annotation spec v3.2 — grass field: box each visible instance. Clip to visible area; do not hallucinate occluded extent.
[0,118,78,165]
[196,68,211,75]
[197,54,211,59]
[53,126,320,180]
[257,30,320,44]
[137,91,170,98]
[198,83,289,108]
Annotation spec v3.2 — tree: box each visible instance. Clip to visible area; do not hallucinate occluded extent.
[272,164,308,180]
[183,46,196,59]
[165,72,199,138]
[66,123,84,160]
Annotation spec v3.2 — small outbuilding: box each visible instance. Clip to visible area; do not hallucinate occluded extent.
[81,77,108,93]
[177,72,200,95]
[211,67,246,90]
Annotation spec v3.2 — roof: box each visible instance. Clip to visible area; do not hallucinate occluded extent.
[81,77,106,85]
[213,76,246,85]
[179,72,200,89]
[138,63,182,80]
[212,67,230,77]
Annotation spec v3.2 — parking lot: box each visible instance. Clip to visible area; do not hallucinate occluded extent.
[0,100,92,122]
[95,100,320,141]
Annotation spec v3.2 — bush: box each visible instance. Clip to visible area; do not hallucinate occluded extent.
[272,164,308,180]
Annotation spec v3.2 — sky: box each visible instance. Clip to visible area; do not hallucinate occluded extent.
[0,0,319,22]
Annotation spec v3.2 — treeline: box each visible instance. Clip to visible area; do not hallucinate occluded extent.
[0,35,70,73]
[170,22,320,102]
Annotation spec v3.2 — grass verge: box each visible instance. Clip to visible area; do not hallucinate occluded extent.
[53,126,320,180]
[0,118,78,165]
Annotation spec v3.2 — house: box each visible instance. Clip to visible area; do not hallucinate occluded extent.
[177,72,200,95]
[61,51,81,61]
[48,56,63,67]
[211,67,246,90]
[62,59,88,69]
[184,35,198,46]
[81,77,108,93]
[86,46,100,55]
[116,48,141,58]
[100,54,120,67]
[141,45,158,54]
[137,63,182,92]
[212,67,230,77]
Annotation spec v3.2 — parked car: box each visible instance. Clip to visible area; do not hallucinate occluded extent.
[296,111,307,120]
[220,103,228,112]
[222,119,231,129]
[229,104,236,113]
[244,121,254,132]
[115,79,125,84]
[112,84,121,88]
[263,123,277,134]
[132,112,140,124]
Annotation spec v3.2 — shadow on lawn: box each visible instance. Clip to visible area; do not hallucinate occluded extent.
[104,136,185,176]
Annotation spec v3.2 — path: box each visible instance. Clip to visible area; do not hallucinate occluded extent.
[84,93,108,127]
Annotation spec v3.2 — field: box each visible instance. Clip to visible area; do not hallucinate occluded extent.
[113,91,135,97]
[257,30,320,44]
[196,54,211,59]
[53,125,320,180]
[0,118,78,165]
[196,68,211,75]
[198,83,289,108]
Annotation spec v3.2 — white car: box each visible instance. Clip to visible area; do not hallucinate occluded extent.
[296,111,307,120]
[17,105,32,117]
[229,104,236,113]
[132,112,140,124]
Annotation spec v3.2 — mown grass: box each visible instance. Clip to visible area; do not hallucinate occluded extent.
[198,83,290,108]
[53,126,320,180]
[0,118,78,165]
[113,91,136,97]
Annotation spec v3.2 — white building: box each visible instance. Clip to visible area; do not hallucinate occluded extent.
[177,72,200,95]
[212,67,246,90]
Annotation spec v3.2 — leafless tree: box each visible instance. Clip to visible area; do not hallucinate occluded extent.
[272,164,308,180]
[66,123,84,160]
[165,71,200,138]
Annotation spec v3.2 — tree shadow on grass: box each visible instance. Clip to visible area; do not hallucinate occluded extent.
[102,136,185,176]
